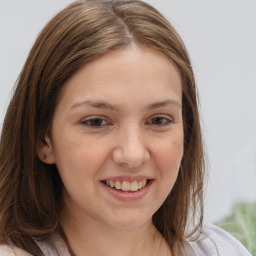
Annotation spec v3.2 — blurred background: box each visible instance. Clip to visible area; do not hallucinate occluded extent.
[0,0,255,251]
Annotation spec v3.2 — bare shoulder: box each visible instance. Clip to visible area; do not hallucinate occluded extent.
[0,244,32,256]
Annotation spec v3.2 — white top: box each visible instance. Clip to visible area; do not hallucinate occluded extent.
[187,224,252,256]
[0,224,252,256]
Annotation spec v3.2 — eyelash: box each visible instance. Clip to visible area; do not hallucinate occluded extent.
[81,117,110,128]
[81,115,173,128]
[146,116,173,126]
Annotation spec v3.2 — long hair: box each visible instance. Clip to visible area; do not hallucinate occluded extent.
[0,0,204,255]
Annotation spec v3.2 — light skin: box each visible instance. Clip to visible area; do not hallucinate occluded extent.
[39,44,183,256]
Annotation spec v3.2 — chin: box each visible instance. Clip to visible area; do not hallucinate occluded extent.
[105,212,153,230]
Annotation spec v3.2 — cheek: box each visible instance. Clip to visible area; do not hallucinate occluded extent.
[53,135,110,183]
[153,136,183,180]
[149,136,183,212]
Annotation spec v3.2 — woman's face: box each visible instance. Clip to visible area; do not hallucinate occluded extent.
[41,45,183,229]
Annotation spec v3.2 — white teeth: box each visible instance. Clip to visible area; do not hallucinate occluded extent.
[130,181,139,191]
[115,181,121,190]
[138,181,143,189]
[122,181,130,191]
[110,181,115,188]
[105,179,148,192]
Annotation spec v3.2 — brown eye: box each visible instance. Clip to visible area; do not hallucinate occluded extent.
[81,118,107,127]
[149,117,172,126]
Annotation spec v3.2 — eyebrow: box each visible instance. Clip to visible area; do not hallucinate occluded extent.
[70,100,119,111]
[70,99,181,112]
[145,99,181,110]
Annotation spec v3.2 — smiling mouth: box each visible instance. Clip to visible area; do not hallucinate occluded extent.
[102,179,151,192]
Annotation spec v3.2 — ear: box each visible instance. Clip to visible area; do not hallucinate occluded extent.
[37,136,56,164]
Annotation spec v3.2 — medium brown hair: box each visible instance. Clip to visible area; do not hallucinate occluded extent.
[0,0,204,255]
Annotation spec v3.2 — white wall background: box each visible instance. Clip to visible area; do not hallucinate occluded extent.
[0,0,255,223]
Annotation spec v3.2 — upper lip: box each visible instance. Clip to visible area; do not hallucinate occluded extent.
[101,175,153,182]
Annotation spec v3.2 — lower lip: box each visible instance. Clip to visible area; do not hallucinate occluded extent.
[101,180,153,202]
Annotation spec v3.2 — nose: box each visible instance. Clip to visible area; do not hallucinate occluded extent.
[112,126,150,168]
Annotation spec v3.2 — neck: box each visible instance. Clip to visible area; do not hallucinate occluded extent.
[59,202,171,256]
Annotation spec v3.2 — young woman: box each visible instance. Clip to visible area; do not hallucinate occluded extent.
[0,0,252,255]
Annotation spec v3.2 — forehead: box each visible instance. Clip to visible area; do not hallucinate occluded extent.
[57,45,182,112]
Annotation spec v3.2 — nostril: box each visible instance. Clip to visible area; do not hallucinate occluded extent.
[111,144,150,168]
